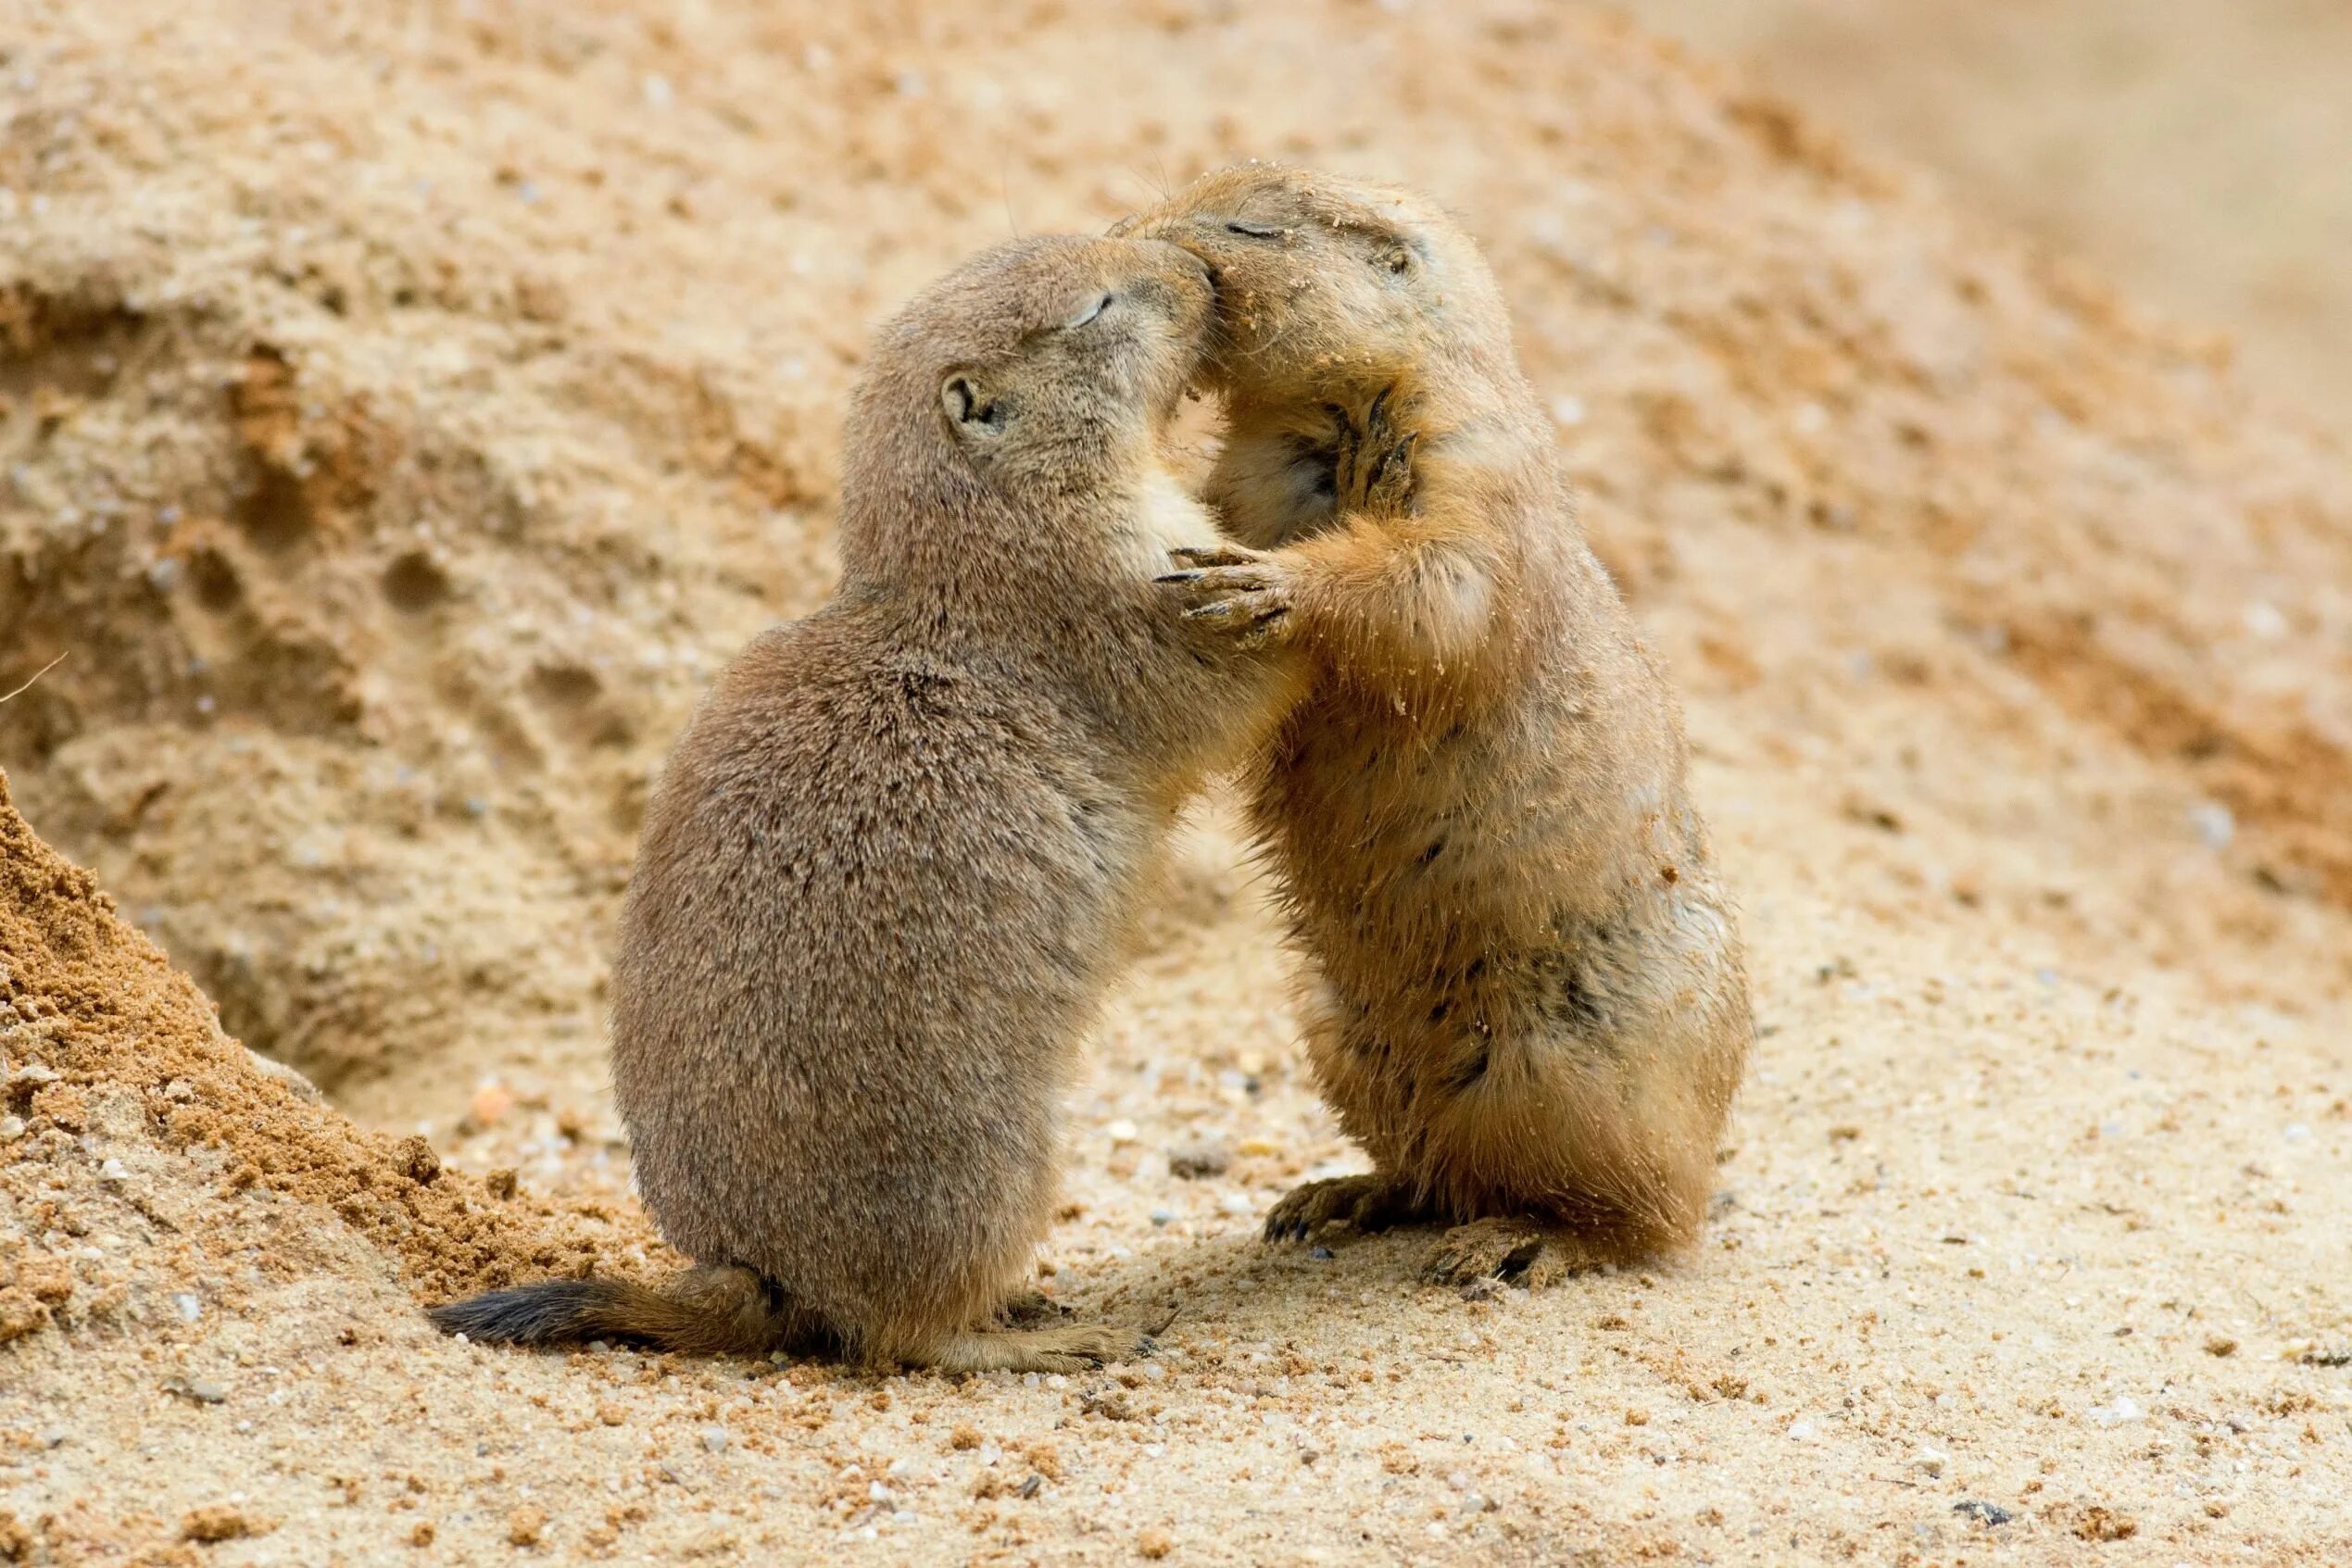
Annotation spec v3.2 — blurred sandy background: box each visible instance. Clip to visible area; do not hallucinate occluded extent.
[1622,0,2352,418]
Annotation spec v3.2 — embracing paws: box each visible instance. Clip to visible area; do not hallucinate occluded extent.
[1329,383,1420,517]
[1157,543,1298,650]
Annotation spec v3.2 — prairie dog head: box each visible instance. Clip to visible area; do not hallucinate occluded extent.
[839,235,1214,587]
[1125,165,1511,409]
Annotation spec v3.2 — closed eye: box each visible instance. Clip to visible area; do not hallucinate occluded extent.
[1225,220,1286,239]
[1063,291,1113,330]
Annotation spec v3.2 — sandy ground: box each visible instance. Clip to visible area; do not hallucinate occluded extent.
[4,1,2350,1563]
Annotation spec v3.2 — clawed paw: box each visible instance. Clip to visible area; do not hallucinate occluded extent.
[1159,544,1295,649]
[1424,1219,1597,1292]
[1329,384,1420,515]
[1262,1174,1415,1243]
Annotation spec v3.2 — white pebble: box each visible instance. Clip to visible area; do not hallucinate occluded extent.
[2242,601,2287,640]
[2188,802,2235,851]
[1786,1420,1816,1441]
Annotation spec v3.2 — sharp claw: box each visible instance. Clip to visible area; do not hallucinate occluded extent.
[1184,600,1233,621]
[1367,384,1392,423]
[1155,570,1204,583]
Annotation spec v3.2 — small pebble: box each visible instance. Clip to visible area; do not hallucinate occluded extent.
[468,1082,515,1128]
[181,1505,258,1543]
[1310,1247,1335,1261]
[1167,1141,1230,1180]
[2188,801,2235,851]
[700,1425,729,1453]
[0,1116,24,1141]
[506,1505,547,1547]
[1953,1500,2012,1526]
[1105,1119,1138,1144]
[1149,1208,1175,1227]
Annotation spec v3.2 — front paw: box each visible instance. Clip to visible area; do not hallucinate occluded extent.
[1329,384,1420,516]
[1158,545,1296,650]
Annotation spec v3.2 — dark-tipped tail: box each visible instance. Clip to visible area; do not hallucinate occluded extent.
[428,1266,815,1357]
[428,1279,646,1346]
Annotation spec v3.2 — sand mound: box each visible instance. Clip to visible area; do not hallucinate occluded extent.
[2,0,2347,1561]
[0,770,660,1341]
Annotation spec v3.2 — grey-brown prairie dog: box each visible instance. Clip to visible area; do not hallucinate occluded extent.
[430,233,1298,1371]
[1136,166,1754,1283]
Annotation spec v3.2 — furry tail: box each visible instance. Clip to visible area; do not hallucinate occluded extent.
[427,1264,817,1357]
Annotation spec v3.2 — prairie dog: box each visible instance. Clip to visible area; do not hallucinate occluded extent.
[1135,167,1753,1282]
[431,235,1294,1370]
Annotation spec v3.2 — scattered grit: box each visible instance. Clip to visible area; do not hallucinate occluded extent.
[3,0,2349,1563]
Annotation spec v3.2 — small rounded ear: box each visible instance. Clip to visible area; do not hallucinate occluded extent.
[940,372,1006,439]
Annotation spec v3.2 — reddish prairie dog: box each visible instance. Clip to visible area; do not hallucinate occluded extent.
[431,233,1296,1369]
[1137,167,1753,1282]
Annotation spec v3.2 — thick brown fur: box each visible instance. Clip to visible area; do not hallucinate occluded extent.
[430,235,1297,1369]
[1132,167,1753,1282]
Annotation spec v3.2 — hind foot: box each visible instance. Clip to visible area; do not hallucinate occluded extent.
[919,1322,1148,1375]
[1263,1173,1422,1243]
[994,1289,1072,1330]
[1425,1219,1612,1291]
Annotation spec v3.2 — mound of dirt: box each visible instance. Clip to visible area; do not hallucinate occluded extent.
[3,0,2348,1562]
[0,770,660,1336]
